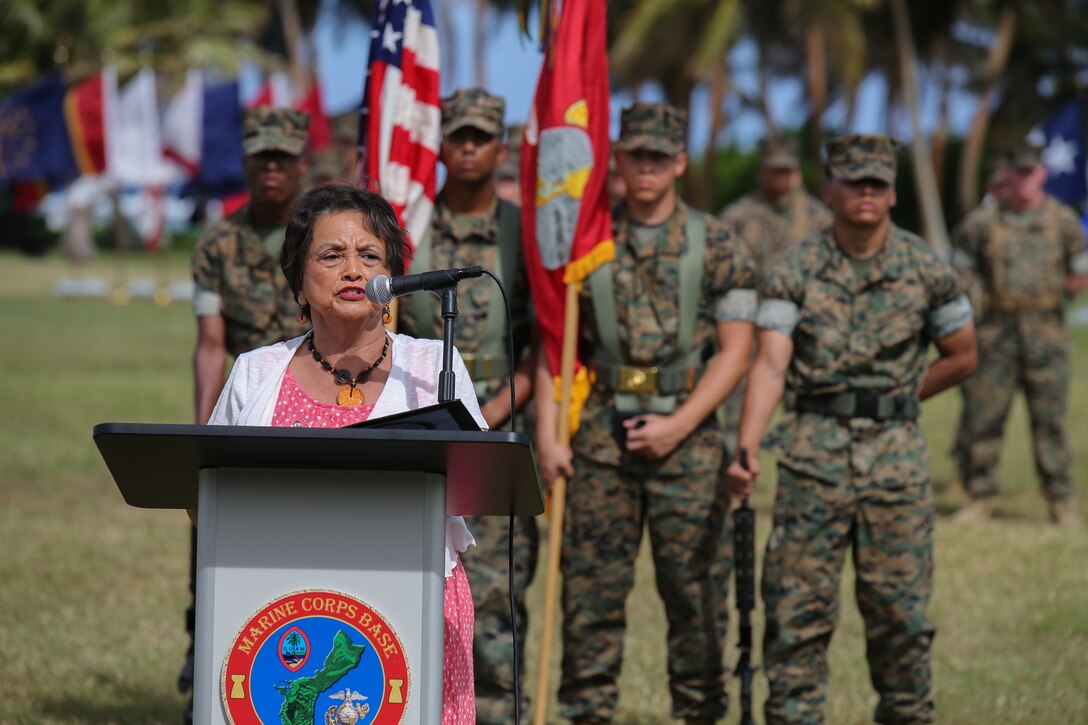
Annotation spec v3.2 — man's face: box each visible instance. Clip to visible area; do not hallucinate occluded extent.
[1003,164,1047,209]
[615,148,686,206]
[825,177,896,227]
[759,166,799,199]
[243,150,306,207]
[440,126,505,184]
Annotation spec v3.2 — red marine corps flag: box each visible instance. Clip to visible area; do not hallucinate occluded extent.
[519,1,613,721]
[358,0,441,252]
[520,0,614,432]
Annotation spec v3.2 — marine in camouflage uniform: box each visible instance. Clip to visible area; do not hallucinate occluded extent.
[727,135,977,724]
[192,107,312,386]
[396,88,538,724]
[720,135,832,278]
[538,103,757,724]
[950,140,1088,525]
[718,135,832,450]
[186,107,311,723]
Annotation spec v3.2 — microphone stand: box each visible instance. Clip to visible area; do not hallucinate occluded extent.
[438,285,458,403]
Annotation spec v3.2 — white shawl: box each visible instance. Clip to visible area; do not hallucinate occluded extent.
[208,332,485,577]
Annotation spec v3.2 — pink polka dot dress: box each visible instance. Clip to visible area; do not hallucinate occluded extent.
[271,368,476,723]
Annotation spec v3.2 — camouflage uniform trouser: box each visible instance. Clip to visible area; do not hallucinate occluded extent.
[461,513,539,724]
[558,456,732,723]
[955,312,1071,501]
[763,466,936,725]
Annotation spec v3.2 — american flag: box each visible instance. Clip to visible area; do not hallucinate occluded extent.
[358,0,441,255]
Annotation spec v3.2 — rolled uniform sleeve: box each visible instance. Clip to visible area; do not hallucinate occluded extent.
[192,233,224,318]
[925,253,973,340]
[755,261,801,335]
[705,215,757,323]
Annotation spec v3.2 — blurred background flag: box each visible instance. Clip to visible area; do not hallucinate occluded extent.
[198,80,246,201]
[0,73,79,185]
[64,70,111,176]
[247,71,291,108]
[294,76,332,151]
[161,69,204,183]
[106,67,170,187]
[358,0,441,252]
[519,0,614,432]
[1041,97,1087,207]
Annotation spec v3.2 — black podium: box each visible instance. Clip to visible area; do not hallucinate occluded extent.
[94,423,542,725]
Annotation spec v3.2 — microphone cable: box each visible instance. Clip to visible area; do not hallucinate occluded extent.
[481,268,523,725]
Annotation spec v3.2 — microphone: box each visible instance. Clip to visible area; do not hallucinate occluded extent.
[364,266,486,305]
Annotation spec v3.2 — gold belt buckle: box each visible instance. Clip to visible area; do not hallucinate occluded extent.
[617,365,658,394]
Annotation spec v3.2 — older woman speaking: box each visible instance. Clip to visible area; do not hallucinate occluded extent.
[207,184,483,723]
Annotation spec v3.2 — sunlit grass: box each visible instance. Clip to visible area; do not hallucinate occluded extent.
[1,249,1086,724]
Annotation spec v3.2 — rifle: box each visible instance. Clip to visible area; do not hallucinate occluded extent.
[734,447,756,725]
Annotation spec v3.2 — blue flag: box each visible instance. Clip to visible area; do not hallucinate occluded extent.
[198,80,246,198]
[0,73,79,185]
[1042,98,1087,207]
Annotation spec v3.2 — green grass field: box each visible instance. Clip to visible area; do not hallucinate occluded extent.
[1,249,1086,724]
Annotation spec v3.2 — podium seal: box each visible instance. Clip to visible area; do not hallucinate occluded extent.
[221,589,409,724]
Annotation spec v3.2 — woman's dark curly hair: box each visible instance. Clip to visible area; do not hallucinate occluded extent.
[280,184,414,319]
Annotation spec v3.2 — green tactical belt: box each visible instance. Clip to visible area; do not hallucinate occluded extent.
[787,391,920,421]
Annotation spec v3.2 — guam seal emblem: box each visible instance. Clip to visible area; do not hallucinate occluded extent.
[221,590,409,724]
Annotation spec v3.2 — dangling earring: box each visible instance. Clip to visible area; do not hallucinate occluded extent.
[297,304,309,325]
[382,305,392,325]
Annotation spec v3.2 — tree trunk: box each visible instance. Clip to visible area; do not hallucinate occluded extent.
[277,0,306,102]
[661,69,699,205]
[805,24,828,154]
[702,59,731,214]
[756,34,775,133]
[931,60,950,202]
[958,5,1017,214]
[890,0,950,257]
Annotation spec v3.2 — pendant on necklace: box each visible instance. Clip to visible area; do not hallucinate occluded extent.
[337,386,365,406]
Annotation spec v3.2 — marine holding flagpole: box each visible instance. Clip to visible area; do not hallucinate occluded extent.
[534,101,757,724]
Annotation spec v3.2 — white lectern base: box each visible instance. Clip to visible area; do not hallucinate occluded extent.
[194,468,446,725]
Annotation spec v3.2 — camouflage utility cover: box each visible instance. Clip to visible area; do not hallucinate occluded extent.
[825,134,898,184]
[441,87,504,137]
[760,134,800,169]
[1003,139,1043,171]
[242,107,311,156]
[613,102,687,155]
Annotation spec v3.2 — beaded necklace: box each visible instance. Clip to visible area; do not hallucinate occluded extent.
[306,331,390,406]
